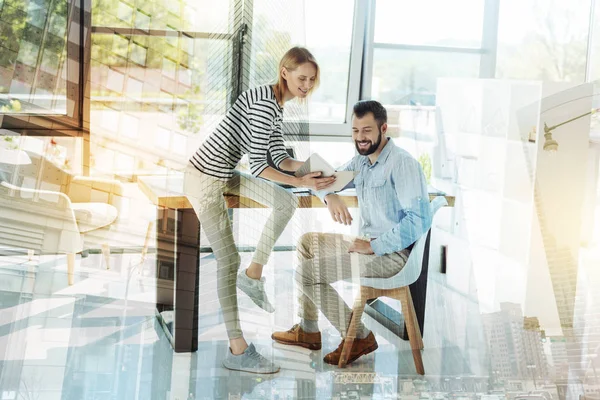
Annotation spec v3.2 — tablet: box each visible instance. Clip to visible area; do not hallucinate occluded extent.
[295,153,335,177]
[295,153,357,192]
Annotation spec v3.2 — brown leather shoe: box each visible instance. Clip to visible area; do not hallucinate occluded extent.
[323,332,378,365]
[272,324,322,350]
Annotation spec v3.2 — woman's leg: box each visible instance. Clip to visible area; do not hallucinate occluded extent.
[184,167,280,373]
[225,170,299,270]
[183,167,244,346]
[224,171,298,311]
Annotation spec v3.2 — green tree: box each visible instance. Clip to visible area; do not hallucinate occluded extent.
[0,0,68,108]
[91,0,207,133]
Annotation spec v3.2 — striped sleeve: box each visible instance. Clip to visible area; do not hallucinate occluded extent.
[248,100,277,177]
[269,132,290,169]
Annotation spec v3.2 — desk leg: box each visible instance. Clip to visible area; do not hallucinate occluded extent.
[155,206,200,353]
[364,231,431,340]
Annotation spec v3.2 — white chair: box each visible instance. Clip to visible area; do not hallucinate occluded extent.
[0,150,124,285]
[338,196,448,373]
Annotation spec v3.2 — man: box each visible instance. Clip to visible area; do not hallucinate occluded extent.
[272,100,432,366]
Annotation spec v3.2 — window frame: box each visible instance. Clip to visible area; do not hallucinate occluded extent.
[293,0,500,140]
[360,0,499,103]
[0,0,88,135]
[302,0,368,137]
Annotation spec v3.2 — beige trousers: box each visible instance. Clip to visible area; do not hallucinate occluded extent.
[184,164,298,339]
[295,232,409,337]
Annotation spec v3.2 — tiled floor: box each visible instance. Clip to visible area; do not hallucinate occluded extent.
[0,243,598,399]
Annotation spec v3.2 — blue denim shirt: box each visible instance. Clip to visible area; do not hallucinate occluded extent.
[316,138,432,256]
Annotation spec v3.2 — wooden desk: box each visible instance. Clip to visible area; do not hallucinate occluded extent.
[138,175,455,209]
[138,174,454,352]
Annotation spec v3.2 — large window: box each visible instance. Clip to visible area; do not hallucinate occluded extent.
[373,0,484,48]
[358,0,492,143]
[362,0,599,114]
[248,0,359,135]
[304,0,354,125]
[90,0,235,178]
[0,0,87,133]
[0,0,70,115]
[495,0,591,82]
[365,0,489,110]
[371,48,480,106]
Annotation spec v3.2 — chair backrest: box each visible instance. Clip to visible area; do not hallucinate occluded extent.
[359,196,448,290]
[0,150,70,187]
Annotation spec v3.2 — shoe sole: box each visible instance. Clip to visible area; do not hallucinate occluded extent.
[222,362,280,374]
[272,336,322,350]
[323,342,379,366]
[237,283,275,313]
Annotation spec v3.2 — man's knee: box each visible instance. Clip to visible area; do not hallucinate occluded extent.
[295,260,316,286]
[298,232,316,257]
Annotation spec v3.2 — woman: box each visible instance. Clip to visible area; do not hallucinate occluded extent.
[184,47,335,373]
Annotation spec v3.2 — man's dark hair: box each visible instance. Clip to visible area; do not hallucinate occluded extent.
[353,100,387,128]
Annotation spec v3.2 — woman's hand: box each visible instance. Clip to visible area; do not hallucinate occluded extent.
[325,194,352,225]
[296,172,336,190]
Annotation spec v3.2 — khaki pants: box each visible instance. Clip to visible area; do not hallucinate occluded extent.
[184,164,298,339]
[296,232,409,337]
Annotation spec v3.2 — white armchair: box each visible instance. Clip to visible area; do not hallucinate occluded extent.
[0,150,124,285]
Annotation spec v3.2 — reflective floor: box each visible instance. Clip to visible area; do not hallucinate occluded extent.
[0,244,598,399]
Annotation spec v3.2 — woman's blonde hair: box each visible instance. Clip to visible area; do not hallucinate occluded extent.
[273,46,320,104]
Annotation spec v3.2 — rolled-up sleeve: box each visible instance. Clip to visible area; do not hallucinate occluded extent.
[248,101,277,177]
[370,158,432,256]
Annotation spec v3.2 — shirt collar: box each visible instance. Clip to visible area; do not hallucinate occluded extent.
[361,137,395,167]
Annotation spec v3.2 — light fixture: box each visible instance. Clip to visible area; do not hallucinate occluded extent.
[542,108,600,152]
[543,123,558,152]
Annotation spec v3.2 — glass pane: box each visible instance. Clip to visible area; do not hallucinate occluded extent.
[92,0,231,34]
[585,1,600,81]
[91,0,234,177]
[248,0,303,87]
[0,0,68,114]
[374,0,484,48]
[90,28,231,176]
[249,0,353,124]
[496,0,590,82]
[305,0,353,124]
[371,48,480,106]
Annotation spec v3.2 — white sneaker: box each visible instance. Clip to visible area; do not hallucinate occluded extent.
[222,343,280,374]
[236,269,275,313]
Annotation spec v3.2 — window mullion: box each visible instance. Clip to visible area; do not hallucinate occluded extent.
[479,0,500,78]
[345,0,368,120]
[360,0,377,100]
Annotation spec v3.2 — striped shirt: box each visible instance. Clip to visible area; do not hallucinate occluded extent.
[190,85,290,179]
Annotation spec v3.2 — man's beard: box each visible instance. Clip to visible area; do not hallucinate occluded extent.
[355,129,383,156]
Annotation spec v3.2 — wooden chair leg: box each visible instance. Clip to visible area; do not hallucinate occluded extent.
[101,244,110,270]
[409,291,425,350]
[67,253,75,285]
[399,287,425,375]
[339,289,370,368]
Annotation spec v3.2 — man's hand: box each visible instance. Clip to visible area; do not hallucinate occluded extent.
[348,238,374,255]
[325,194,352,225]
